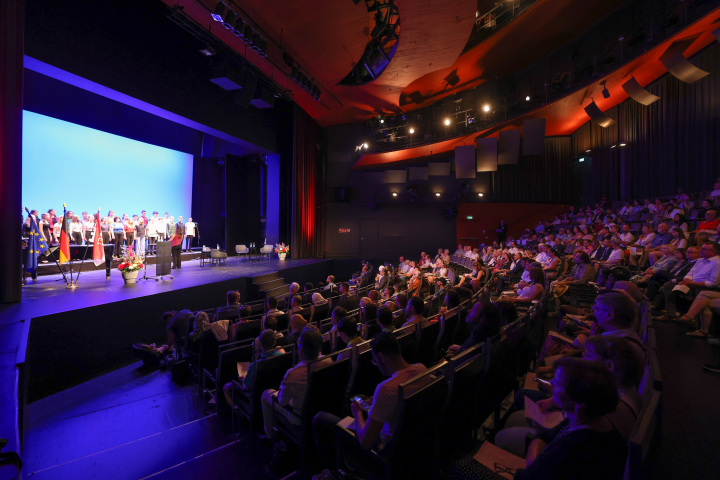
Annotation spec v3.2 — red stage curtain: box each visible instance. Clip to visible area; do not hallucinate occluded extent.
[292,107,322,258]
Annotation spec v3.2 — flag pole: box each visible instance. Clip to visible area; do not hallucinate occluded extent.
[65,204,77,288]
[74,207,101,286]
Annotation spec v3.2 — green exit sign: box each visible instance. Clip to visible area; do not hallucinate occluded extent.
[466,216,473,220]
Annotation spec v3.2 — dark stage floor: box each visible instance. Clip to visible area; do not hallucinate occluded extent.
[23,361,287,480]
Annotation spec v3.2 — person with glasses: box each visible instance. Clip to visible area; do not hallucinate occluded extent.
[512,358,627,480]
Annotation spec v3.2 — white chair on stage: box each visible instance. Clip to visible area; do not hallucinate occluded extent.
[210,249,228,266]
[235,244,249,262]
[259,244,273,260]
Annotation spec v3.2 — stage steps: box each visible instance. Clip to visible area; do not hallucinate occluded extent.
[26,413,236,480]
[252,271,291,300]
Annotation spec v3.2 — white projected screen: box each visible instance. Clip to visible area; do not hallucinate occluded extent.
[22,110,193,220]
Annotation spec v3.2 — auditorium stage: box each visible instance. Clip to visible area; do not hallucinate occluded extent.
[0,256,359,403]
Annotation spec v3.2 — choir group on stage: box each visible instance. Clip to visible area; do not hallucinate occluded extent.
[23,208,197,259]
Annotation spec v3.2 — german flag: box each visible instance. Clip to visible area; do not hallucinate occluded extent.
[59,204,71,265]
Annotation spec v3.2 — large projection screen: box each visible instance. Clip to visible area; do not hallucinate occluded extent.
[22,111,193,220]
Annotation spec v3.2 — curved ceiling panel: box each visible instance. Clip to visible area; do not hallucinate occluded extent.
[369,0,477,113]
[353,8,720,170]
[399,0,628,110]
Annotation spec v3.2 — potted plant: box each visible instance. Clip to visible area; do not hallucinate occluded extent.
[274,243,289,260]
[117,246,144,284]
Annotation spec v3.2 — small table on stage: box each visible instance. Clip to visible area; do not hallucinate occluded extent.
[200,248,212,267]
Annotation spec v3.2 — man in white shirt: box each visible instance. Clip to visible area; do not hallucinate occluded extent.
[658,242,720,319]
[534,244,550,267]
[184,217,196,251]
[619,224,635,246]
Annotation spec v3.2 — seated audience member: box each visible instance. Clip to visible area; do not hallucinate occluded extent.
[494,253,525,292]
[393,293,408,327]
[312,332,428,477]
[632,245,677,284]
[693,208,719,238]
[289,295,304,314]
[438,289,461,322]
[284,282,300,311]
[333,282,352,309]
[573,291,643,357]
[645,247,698,304]
[186,312,212,356]
[512,358,627,480]
[628,225,656,266]
[261,326,329,439]
[446,299,502,356]
[681,289,720,338]
[402,295,428,328]
[637,223,671,267]
[324,275,336,292]
[286,314,308,344]
[336,316,363,361]
[367,289,380,305]
[377,306,395,332]
[496,336,643,458]
[222,329,285,407]
[164,309,193,356]
[312,292,328,306]
[360,300,378,324]
[656,242,720,321]
[328,306,347,334]
[215,290,242,321]
[262,315,285,344]
[596,240,626,286]
[265,296,284,318]
[503,268,545,303]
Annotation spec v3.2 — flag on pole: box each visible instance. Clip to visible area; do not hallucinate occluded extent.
[92,210,105,266]
[26,212,49,273]
[59,205,71,265]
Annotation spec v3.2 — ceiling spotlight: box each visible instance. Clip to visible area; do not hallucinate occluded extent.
[525,95,531,101]
[585,149,591,153]
[601,81,610,99]
[409,127,415,134]
[435,192,441,197]
[483,104,491,112]
[478,192,484,197]
[619,143,627,147]
[363,143,368,149]
[211,1,226,22]
[610,144,617,149]
[444,118,451,126]
[379,118,385,124]
[392,192,398,197]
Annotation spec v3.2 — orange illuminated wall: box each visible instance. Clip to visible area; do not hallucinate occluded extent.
[457,202,570,246]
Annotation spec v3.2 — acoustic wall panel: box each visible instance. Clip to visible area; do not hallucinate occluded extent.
[660,51,709,84]
[621,77,660,106]
[384,169,407,184]
[476,137,497,172]
[584,101,615,128]
[428,162,451,176]
[454,145,477,178]
[522,118,546,156]
[498,129,521,165]
[408,166,429,181]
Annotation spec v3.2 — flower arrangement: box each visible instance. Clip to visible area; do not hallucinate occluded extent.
[117,245,144,273]
[274,243,290,254]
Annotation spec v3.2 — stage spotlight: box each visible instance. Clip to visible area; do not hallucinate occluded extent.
[585,149,591,153]
[211,1,226,21]
[601,81,610,99]
[409,127,415,134]
[478,192,484,197]
[483,104,490,112]
[379,117,385,124]
[525,95,530,101]
[363,143,368,149]
[619,143,627,147]
[444,118,450,126]
[392,192,398,197]
[435,192,441,197]
[610,144,617,149]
